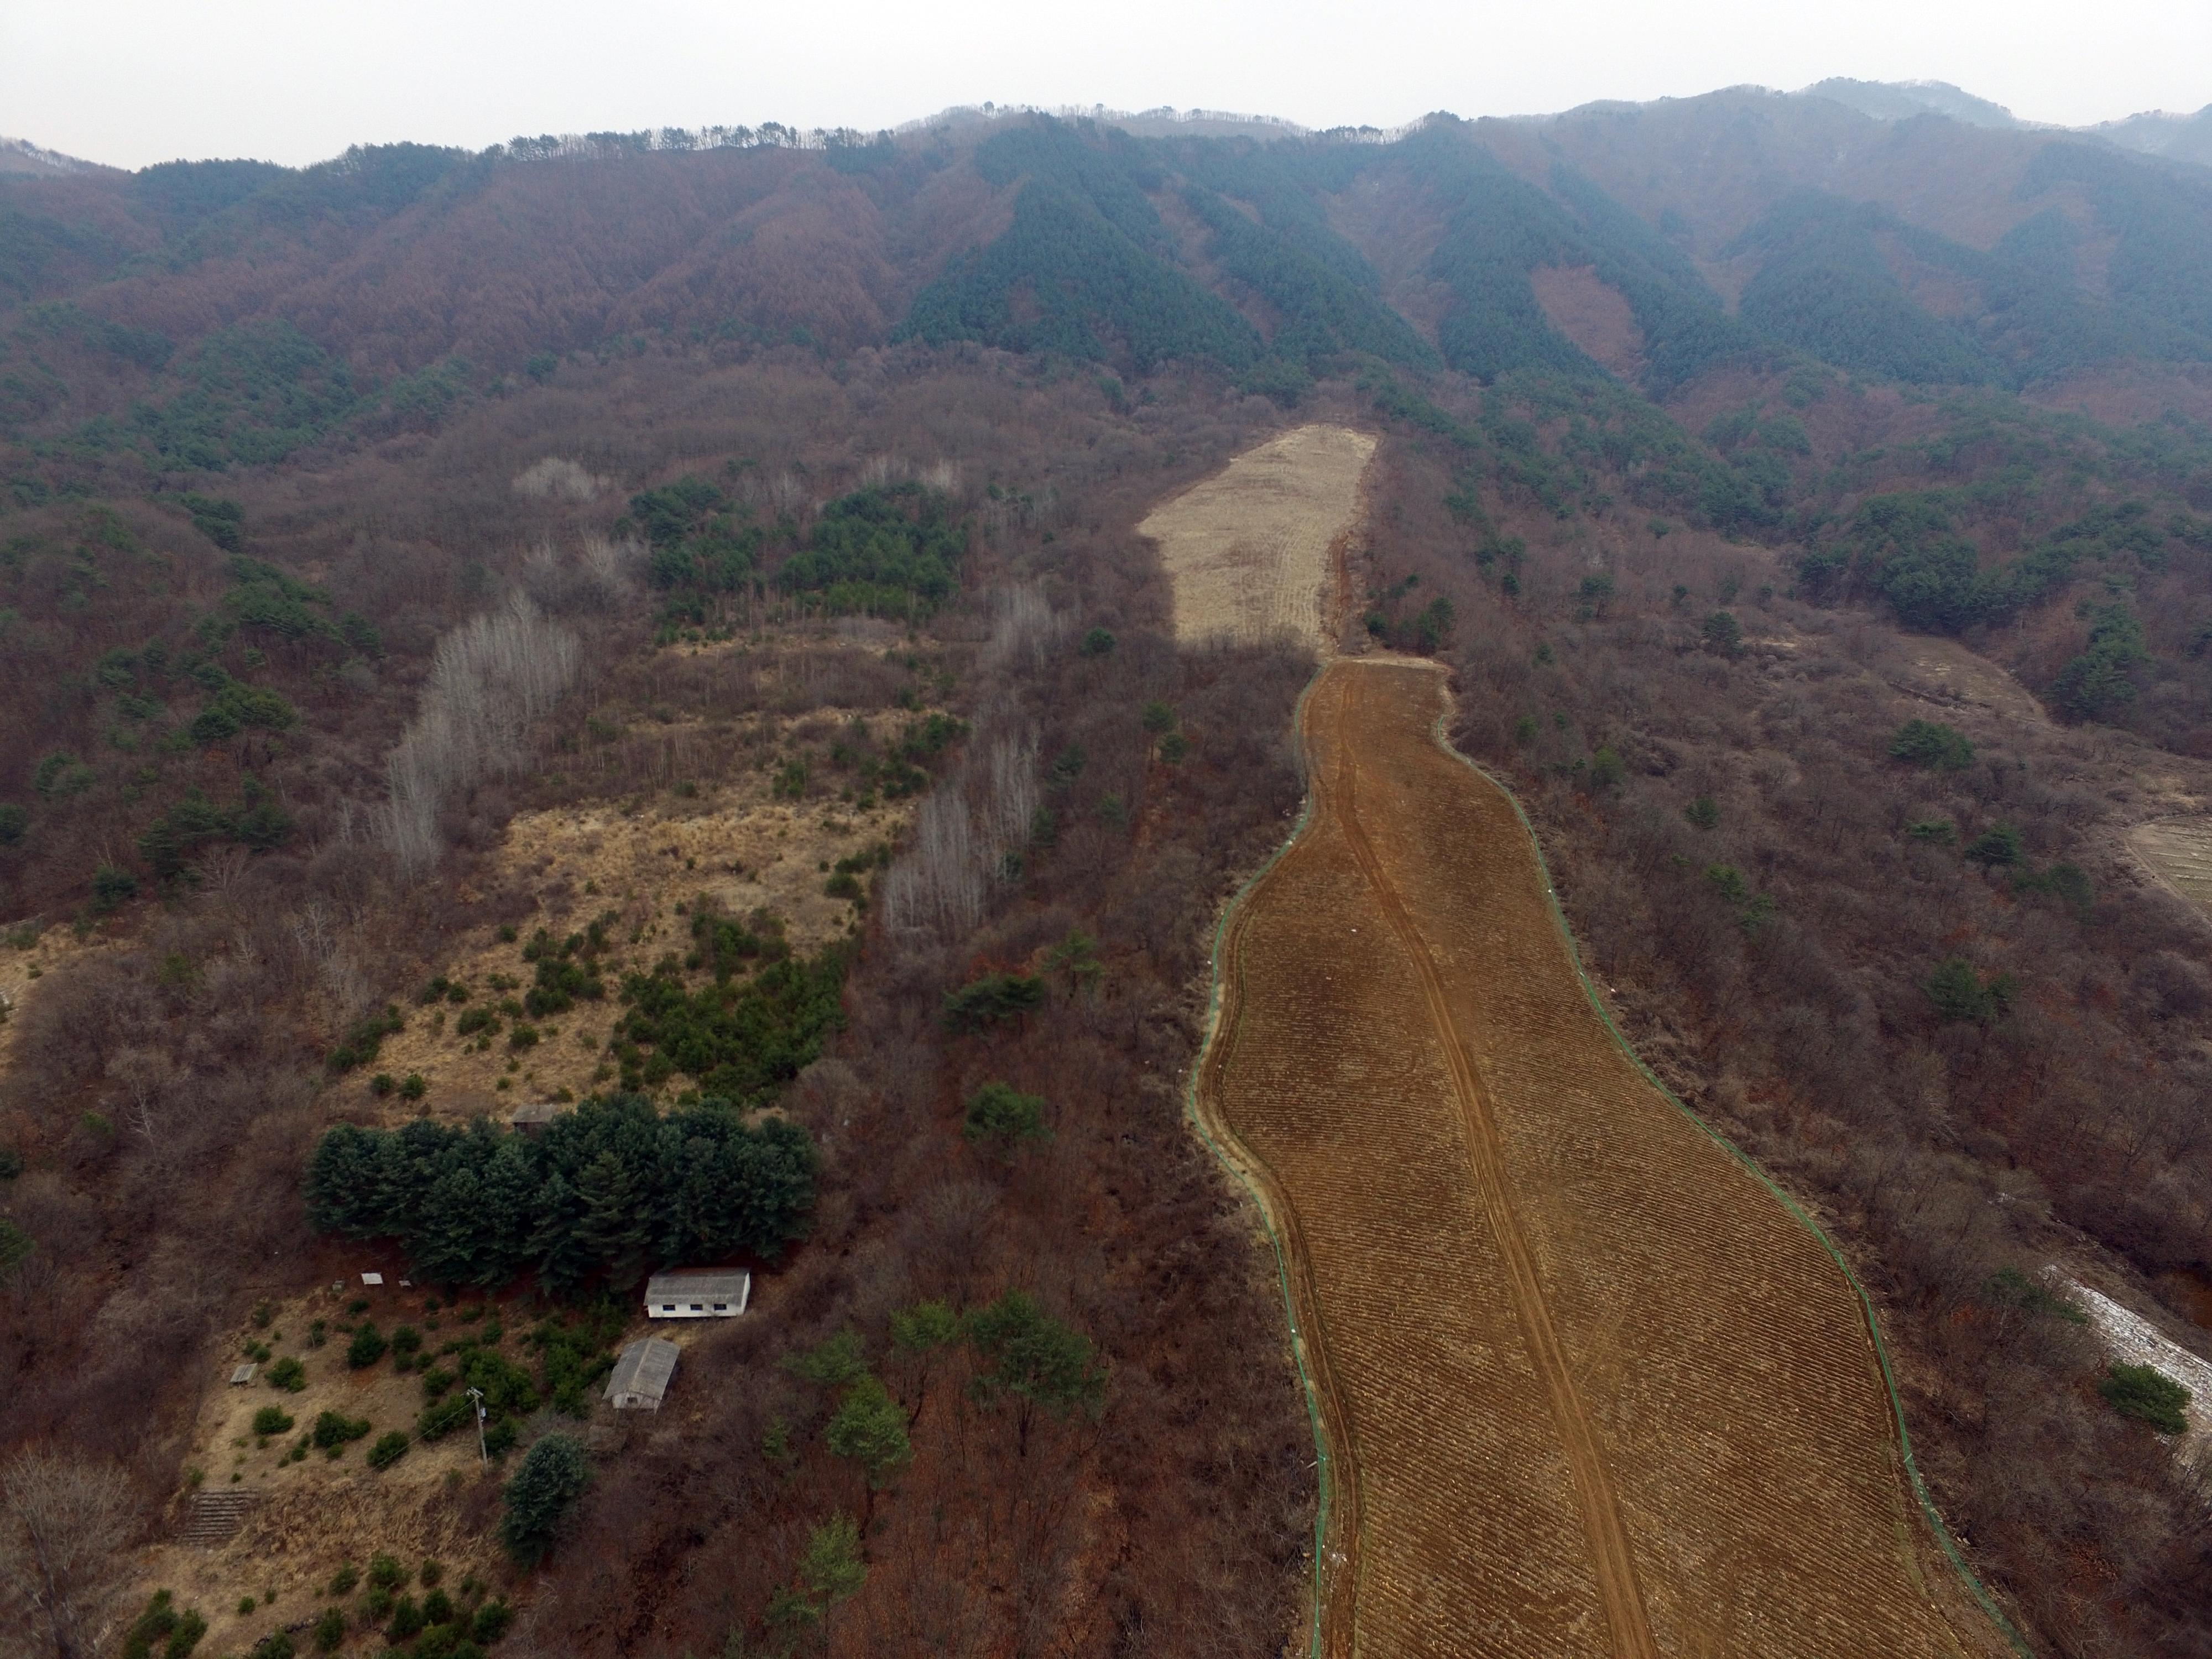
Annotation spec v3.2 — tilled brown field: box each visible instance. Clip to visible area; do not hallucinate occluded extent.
[1199,659,1992,1657]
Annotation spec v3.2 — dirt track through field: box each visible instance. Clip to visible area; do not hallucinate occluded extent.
[1328,677,1657,1658]
[1198,658,1987,1657]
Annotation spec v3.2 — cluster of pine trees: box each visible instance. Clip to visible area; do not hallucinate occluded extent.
[1801,492,2180,638]
[778,481,969,614]
[305,1096,817,1294]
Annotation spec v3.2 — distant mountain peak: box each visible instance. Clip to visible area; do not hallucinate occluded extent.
[2091,104,2212,168]
[0,135,108,175]
[1796,78,2023,129]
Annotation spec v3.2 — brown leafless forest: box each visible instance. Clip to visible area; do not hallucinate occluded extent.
[7,95,2212,1659]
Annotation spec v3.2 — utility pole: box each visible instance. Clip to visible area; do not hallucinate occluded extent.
[467,1386,487,1464]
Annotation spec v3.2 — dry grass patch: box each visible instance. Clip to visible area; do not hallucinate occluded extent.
[2128,817,2212,920]
[132,1281,513,1656]
[1888,636,2049,727]
[366,748,911,1119]
[1138,424,1375,653]
[0,924,112,1086]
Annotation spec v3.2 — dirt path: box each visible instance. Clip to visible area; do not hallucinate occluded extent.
[1329,666,1657,1658]
[1196,658,1997,1657]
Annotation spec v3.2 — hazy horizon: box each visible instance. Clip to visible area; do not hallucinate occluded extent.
[4,0,2209,170]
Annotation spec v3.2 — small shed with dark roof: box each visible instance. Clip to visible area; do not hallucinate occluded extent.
[644,1267,751,1319]
[509,1102,566,1136]
[605,1338,680,1411]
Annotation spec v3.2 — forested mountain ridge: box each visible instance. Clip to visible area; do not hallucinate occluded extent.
[9,90,2212,392]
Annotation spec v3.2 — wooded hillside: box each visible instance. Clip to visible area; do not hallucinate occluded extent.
[4,91,2212,1659]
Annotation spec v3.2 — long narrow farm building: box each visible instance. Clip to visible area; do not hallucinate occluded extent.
[645,1267,751,1319]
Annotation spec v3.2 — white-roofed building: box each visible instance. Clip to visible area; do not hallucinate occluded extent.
[644,1268,750,1319]
[605,1337,680,1410]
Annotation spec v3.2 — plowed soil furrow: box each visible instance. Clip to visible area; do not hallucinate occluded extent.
[1198,657,1981,1658]
[1329,668,1659,1659]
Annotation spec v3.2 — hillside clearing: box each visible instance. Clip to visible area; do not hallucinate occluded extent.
[130,1281,513,1657]
[361,735,908,1118]
[2126,817,2212,921]
[1888,637,2049,727]
[2059,1276,2212,1465]
[0,925,108,1088]
[1138,424,1375,653]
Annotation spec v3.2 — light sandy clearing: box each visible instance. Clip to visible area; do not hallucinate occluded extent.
[1138,425,1375,653]
[2128,817,2212,921]
[1888,637,2049,726]
[131,1277,731,1650]
[2062,1277,2212,1464]
[131,1282,508,1654]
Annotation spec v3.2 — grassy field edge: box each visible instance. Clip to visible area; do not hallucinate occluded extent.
[1181,662,1351,1659]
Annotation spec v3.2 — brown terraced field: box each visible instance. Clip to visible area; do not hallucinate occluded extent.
[1198,657,1995,1657]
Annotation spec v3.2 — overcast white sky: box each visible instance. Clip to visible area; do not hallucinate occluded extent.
[4,0,2209,170]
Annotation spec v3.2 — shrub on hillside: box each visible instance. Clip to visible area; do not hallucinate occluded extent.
[499,1433,590,1565]
[366,1431,410,1470]
[1887,718,1975,770]
[311,1411,371,1451]
[1924,958,2017,1025]
[941,973,1046,1034]
[2099,1363,2190,1434]
[963,1081,1048,1145]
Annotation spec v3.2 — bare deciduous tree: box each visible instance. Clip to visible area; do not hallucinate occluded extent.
[883,727,1037,940]
[575,531,639,599]
[510,456,604,503]
[103,1048,178,1146]
[375,592,582,874]
[987,586,1062,672]
[883,791,985,940]
[980,731,1040,857]
[0,1451,135,1659]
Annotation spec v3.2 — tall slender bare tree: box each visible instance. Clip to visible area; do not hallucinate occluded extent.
[0,1451,134,1659]
[374,592,582,874]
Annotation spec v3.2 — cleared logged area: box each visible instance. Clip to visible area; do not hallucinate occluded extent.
[2128,816,2212,919]
[1199,659,1983,1657]
[1139,424,1375,651]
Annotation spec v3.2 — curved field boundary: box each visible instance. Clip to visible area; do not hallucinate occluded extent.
[1181,660,2036,1659]
[1182,667,1349,1659]
[1430,701,2037,1659]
